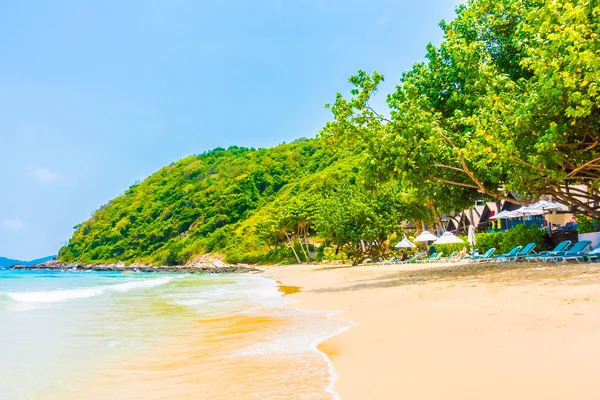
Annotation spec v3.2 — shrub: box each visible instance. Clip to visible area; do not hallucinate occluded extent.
[500,225,546,254]
[577,215,600,234]
[225,246,297,265]
[474,232,504,253]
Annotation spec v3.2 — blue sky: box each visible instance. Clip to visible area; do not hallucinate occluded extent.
[0,0,462,260]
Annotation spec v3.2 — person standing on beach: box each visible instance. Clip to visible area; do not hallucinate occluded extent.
[428,243,436,256]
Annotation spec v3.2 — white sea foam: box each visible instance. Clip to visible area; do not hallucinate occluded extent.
[168,274,293,315]
[4,277,174,303]
[222,274,355,400]
[108,277,174,293]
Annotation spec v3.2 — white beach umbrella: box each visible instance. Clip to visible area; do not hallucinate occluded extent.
[523,201,569,234]
[508,207,544,218]
[489,210,513,220]
[394,234,416,249]
[467,225,476,246]
[434,231,464,245]
[413,231,439,242]
[525,200,569,212]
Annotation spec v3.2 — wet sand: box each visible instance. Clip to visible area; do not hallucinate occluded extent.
[266,261,600,399]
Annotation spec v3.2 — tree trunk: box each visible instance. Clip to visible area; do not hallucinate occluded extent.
[286,233,301,264]
[303,230,311,260]
[297,227,309,262]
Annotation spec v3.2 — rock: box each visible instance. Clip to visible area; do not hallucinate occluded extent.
[10,258,262,274]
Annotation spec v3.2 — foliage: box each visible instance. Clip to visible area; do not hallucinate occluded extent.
[60,137,414,266]
[472,232,505,253]
[314,182,407,265]
[435,237,468,256]
[473,225,547,254]
[322,0,600,218]
[59,140,353,265]
[500,225,547,254]
[576,215,600,234]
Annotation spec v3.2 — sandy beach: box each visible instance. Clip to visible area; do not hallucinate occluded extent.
[266,261,600,399]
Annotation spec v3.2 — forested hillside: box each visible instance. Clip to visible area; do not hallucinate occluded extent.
[58,139,370,265]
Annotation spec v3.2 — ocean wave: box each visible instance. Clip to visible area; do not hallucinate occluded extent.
[168,274,291,314]
[2,277,174,303]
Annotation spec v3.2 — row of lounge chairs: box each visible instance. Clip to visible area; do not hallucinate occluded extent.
[375,240,600,265]
[526,240,600,263]
[464,240,600,264]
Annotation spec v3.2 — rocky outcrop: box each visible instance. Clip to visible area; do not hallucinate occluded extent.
[10,257,261,274]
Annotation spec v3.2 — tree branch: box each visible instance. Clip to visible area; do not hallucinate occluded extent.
[365,103,392,123]
[432,164,471,174]
[430,177,479,189]
[564,157,600,180]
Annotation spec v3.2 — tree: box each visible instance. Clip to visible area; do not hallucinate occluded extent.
[322,0,600,218]
[314,182,405,265]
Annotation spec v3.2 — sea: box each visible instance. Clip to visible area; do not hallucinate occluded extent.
[0,269,351,400]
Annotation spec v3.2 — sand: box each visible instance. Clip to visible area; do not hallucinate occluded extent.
[266,261,600,399]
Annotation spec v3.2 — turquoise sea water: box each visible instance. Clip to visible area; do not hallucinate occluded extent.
[0,270,349,400]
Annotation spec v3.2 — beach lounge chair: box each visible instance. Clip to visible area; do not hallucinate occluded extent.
[554,241,594,263]
[462,249,479,261]
[493,246,523,263]
[440,251,457,262]
[469,248,496,263]
[526,240,571,262]
[376,257,399,265]
[399,254,420,264]
[585,249,600,263]
[513,242,537,262]
[425,252,444,263]
[417,253,437,263]
[539,241,582,263]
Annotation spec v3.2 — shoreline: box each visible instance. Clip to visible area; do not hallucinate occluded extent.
[266,261,600,399]
[277,281,356,400]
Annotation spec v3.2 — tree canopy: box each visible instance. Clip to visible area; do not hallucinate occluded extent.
[323,0,600,218]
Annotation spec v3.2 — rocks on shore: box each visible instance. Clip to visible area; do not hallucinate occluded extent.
[10,257,262,274]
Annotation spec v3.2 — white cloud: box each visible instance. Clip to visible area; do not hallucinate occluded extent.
[26,165,63,183]
[2,219,25,229]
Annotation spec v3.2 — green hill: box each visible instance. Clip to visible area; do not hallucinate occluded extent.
[0,256,56,268]
[59,138,363,265]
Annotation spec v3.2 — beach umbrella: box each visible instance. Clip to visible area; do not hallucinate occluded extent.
[522,201,569,233]
[508,207,544,218]
[489,210,513,220]
[413,231,438,242]
[434,231,464,245]
[524,200,569,212]
[394,234,416,249]
[467,225,476,246]
[489,210,514,230]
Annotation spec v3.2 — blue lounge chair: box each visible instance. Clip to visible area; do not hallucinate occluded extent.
[440,251,458,262]
[585,251,600,263]
[493,246,523,263]
[424,252,444,263]
[514,243,537,262]
[416,253,437,263]
[465,248,496,263]
[550,240,591,262]
[557,241,596,263]
[399,254,419,264]
[526,240,571,262]
[377,257,399,265]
